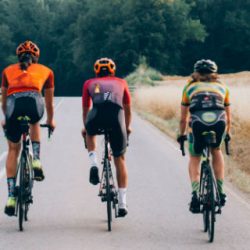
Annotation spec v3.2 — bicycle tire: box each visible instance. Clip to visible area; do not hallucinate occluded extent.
[200,164,208,232]
[24,204,29,221]
[24,156,33,221]
[206,166,215,242]
[113,190,119,218]
[105,159,112,231]
[18,155,26,231]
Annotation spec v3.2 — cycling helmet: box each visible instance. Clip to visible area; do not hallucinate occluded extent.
[194,59,218,74]
[16,40,40,58]
[94,58,116,76]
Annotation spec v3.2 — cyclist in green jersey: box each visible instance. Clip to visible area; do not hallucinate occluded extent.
[177,59,231,213]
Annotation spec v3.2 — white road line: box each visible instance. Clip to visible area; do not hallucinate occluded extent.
[0,152,7,180]
[0,151,7,162]
[54,98,64,112]
[143,116,179,151]
[41,98,64,123]
[0,168,6,179]
[224,185,250,211]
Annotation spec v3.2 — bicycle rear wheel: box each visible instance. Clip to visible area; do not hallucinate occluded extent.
[24,156,33,221]
[105,159,112,231]
[18,156,26,231]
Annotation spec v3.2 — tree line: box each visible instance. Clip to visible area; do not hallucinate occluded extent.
[0,0,249,95]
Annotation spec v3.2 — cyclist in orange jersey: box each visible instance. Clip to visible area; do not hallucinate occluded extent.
[82,58,132,217]
[1,41,55,216]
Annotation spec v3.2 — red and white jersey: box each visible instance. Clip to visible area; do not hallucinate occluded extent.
[82,76,131,109]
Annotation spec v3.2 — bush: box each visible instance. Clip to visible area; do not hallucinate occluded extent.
[125,57,163,86]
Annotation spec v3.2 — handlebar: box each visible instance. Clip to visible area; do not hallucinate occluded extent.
[83,135,87,149]
[177,135,187,156]
[178,135,231,156]
[180,140,185,156]
[224,138,230,155]
[225,140,230,155]
[40,124,53,139]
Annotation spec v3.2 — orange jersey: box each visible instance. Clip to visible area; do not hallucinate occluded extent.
[1,63,54,96]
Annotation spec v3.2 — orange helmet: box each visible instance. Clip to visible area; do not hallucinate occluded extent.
[94,58,116,76]
[16,40,40,58]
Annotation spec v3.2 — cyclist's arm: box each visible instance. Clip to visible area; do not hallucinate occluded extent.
[180,85,190,135]
[44,88,54,123]
[83,106,91,126]
[82,80,92,126]
[1,87,7,115]
[1,71,8,115]
[44,71,55,125]
[180,105,189,135]
[224,87,231,134]
[124,104,132,130]
[123,80,132,131]
[225,106,231,134]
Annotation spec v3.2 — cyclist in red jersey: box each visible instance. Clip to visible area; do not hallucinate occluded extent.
[1,41,55,216]
[82,58,132,217]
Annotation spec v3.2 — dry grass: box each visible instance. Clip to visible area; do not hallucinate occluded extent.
[134,71,250,193]
[134,85,181,120]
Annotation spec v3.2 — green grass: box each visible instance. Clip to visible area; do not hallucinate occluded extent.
[125,59,163,87]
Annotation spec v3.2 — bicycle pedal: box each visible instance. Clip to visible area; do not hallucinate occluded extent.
[101,197,107,202]
[27,196,33,203]
[216,208,222,214]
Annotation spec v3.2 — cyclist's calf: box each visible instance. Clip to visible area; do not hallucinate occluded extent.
[113,155,128,188]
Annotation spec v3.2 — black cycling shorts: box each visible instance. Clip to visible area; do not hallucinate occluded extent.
[189,110,226,156]
[5,92,44,143]
[85,103,127,157]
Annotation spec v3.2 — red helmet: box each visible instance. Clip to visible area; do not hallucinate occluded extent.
[16,40,40,58]
[94,58,116,76]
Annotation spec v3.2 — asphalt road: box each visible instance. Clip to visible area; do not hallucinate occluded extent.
[0,97,250,250]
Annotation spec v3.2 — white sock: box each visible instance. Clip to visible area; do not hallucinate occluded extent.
[88,151,98,167]
[118,188,127,208]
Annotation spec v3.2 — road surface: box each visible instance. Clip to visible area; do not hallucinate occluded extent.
[0,97,250,250]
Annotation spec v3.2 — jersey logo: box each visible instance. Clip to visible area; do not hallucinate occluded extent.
[104,92,112,101]
[94,84,100,94]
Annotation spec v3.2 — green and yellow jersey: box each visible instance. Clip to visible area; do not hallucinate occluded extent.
[181,80,230,112]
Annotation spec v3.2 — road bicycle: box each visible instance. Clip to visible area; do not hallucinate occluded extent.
[97,129,119,231]
[180,131,230,242]
[84,129,119,231]
[14,116,52,231]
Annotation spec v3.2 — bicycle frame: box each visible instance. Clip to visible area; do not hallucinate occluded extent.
[199,131,222,242]
[201,138,222,213]
[179,129,230,243]
[98,130,118,231]
[14,118,34,231]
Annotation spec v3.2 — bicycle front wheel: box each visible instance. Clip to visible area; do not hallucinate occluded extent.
[206,166,215,242]
[200,164,208,233]
[105,159,112,231]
